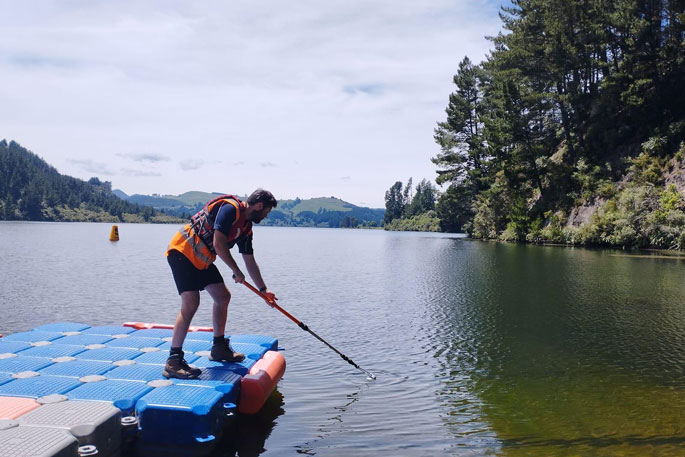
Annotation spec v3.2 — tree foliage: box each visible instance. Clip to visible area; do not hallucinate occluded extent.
[384,178,439,230]
[384,181,407,224]
[433,0,685,245]
[0,140,166,222]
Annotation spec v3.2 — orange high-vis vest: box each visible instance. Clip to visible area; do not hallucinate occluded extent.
[166,195,252,270]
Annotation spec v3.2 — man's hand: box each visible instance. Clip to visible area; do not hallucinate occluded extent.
[262,290,278,308]
[232,271,245,284]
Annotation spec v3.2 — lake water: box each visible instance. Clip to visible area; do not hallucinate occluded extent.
[0,221,683,456]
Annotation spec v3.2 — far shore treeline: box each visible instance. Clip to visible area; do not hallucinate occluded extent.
[0,140,179,223]
[0,140,385,227]
[385,0,685,250]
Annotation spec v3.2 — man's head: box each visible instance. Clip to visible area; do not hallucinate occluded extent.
[246,189,277,223]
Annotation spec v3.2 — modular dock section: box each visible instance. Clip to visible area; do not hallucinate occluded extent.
[0,322,286,457]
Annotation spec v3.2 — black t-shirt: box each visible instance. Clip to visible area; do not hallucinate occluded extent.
[213,203,254,255]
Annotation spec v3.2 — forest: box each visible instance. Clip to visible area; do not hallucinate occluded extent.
[0,140,177,223]
[388,0,685,249]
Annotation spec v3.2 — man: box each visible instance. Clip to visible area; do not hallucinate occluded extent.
[163,189,278,379]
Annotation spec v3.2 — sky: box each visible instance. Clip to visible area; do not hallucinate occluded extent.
[1,1,505,208]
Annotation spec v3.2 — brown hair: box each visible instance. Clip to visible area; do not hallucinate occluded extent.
[247,189,277,208]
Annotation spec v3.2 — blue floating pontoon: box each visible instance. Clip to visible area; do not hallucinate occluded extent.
[38,359,116,378]
[0,374,83,398]
[19,344,87,358]
[81,325,138,336]
[135,349,196,365]
[1,330,65,343]
[0,341,32,354]
[0,355,55,374]
[106,336,165,350]
[65,378,153,415]
[0,321,286,457]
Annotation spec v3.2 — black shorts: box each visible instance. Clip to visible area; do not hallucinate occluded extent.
[167,249,224,295]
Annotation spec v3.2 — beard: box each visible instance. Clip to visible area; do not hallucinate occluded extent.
[250,213,265,223]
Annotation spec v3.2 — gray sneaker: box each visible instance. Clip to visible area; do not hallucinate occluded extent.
[162,355,201,379]
[209,339,245,362]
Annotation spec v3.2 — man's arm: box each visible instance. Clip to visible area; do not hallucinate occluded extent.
[214,230,245,283]
[243,254,278,306]
[242,254,267,291]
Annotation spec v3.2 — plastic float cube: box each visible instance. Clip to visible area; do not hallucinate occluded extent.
[38,358,115,378]
[231,334,279,351]
[19,396,121,457]
[20,344,87,359]
[56,334,114,346]
[0,420,79,457]
[0,355,55,375]
[65,377,152,416]
[0,331,65,343]
[190,343,268,376]
[184,331,216,342]
[105,336,164,350]
[173,369,242,406]
[0,341,32,354]
[0,373,12,386]
[0,396,40,419]
[0,372,82,399]
[158,339,211,353]
[129,328,174,339]
[73,346,142,363]
[135,381,228,457]
[81,326,137,336]
[133,349,198,365]
[189,356,255,376]
[105,363,170,383]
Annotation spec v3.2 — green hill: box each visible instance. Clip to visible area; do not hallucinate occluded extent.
[287,197,351,215]
[166,191,226,206]
[115,192,385,228]
[265,197,384,228]
[0,140,179,223]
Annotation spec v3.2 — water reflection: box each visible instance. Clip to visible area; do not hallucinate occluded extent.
[216,390,285,457]
[426,241,685,456]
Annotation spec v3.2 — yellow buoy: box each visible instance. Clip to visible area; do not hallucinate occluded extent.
[109,225,119,241]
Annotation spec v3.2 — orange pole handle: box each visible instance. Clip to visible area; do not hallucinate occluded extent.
[241,280,302,326]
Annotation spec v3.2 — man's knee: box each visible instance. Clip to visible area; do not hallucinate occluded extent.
[206,283,231,307]
[216,289,231,307]
[180,291,200,313]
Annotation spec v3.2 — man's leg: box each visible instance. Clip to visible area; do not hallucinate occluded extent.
[170,290,200,348]
[205,282,230,337]
[164,291,202,379]
[205,282,245,362]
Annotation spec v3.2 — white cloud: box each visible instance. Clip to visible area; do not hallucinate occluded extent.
[116,152,170,163]
[68,159,116,176]
[120,168,162,177]
[179,159,204,171]
[0,0,505,207]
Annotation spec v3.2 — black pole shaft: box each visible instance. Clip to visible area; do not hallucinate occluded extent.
[242,280,376,379]
[302,324,370,374]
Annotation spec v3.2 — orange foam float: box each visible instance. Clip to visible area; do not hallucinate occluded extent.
[238,350,286,414]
